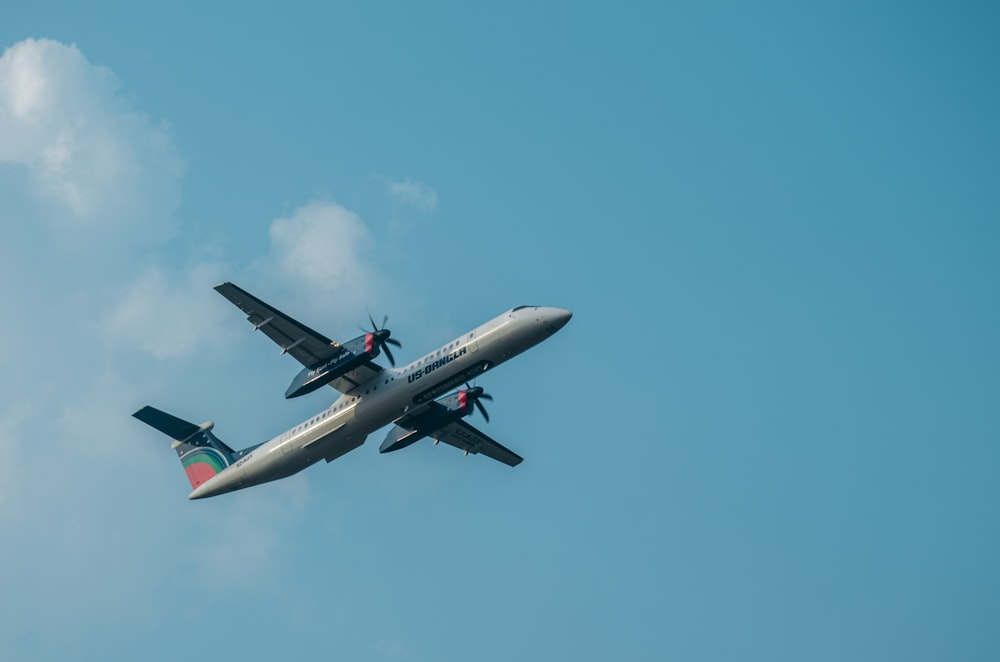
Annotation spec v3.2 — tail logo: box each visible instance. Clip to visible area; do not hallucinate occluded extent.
[180,447,229,489]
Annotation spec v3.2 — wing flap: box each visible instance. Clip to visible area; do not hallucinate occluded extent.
[430,419,523,467]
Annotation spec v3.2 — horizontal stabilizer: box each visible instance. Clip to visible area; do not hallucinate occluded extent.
[133,406,204,441]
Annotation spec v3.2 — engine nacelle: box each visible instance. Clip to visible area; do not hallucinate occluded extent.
[284,333,376,398]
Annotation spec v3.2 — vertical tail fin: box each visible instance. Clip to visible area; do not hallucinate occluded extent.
[133,406,236,490]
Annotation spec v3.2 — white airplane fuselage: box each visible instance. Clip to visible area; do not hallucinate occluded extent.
[188,306,571,499]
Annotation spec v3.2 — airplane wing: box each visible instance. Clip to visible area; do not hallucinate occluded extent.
[215,282,382,394]
[429,419,523,467]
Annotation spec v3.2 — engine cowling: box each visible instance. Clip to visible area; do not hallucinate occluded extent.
[284,334,374,398]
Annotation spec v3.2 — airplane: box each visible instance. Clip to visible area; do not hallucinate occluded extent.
[133,282,572,499]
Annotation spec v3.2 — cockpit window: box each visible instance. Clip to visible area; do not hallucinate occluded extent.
[511,305,537,312]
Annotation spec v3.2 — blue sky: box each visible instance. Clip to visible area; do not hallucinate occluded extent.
[1,2,998,660]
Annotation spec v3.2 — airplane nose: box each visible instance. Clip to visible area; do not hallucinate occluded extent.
[546,308,572,333]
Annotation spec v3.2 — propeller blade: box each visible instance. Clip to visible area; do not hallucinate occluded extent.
[363,311,402,364]
[480,393,493,401]
[475,399,490,423]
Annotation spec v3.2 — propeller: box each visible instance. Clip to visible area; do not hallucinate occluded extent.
[464,382,493,423]
[364,311,402,366]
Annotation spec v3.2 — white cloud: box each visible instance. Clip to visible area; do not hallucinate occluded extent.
[267,200,381,313]
[387,178,437,212]
[0,38,380,657]
[104,262,232,360]
[104,197,388,361]
[0,38,182,236]
[0,370,307,647]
